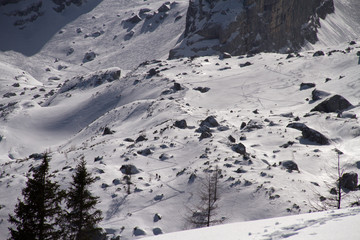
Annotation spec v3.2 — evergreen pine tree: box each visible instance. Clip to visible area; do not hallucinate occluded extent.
[8,153,64,240]
[65,157,103,240]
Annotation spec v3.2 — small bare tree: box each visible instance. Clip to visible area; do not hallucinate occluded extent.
[187,166,222,228]
[311,149,356,210]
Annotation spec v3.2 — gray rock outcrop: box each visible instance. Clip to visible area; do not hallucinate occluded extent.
[169,0,334,58]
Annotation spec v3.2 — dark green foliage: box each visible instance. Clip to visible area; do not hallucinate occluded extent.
[8,153,64,240]
[65,157,103,240]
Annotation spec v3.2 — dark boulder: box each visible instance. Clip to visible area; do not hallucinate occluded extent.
[242,120,263,132]
[120,164,140,175]
[83,51,96,63]
[340,172,358,191]
[135,135,147,142]
[287,123,330,145]
[311,95,353,113]
[228,135,236,143]
[239,62,252,68]
[147,68,159,77]
[158,3,170,12]
[280,160,299,172]
[200,116,219,128]
[126,14,142,24]
[173,82,182,91]
[200,131,212,140]
[193,87,210,93]
[103,127,115,135]
[174,119,187,129]
[300,82,316,90]
[232,143,246,155]
[313,50,325,57]
[137,148,153,156]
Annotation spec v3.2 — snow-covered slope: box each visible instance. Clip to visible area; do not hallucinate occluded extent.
[143,207,360,240]
[0,0,360,240]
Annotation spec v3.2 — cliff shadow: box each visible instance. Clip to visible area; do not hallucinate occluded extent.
[0,0,102,56]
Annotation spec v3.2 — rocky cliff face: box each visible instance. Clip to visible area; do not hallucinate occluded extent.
[170,0,334,58]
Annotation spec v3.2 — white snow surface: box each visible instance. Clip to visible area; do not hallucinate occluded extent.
[143,207,360,240]
[0,0,360,240]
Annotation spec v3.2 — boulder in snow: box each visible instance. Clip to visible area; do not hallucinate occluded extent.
[311,95,353,113]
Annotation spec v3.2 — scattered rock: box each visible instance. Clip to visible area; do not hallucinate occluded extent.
[126,14,142,24]
[124,138,134,142]
[193,86,210,93]
[103,127,115,135]
[133,227,146,236]
[287,123,330,145]
[313,50,325,57]
[242,120,263,132]
[154,213,162,222]
[137,148,153,156]
[159,153,172,161]
[3,92,16,98]
[158,2,170,12]
[153,228,163,235]
[300,82,316,90]
[120,164,140,175]
[228,135,236,143]
[240,62,252,67]
[154,194,164,201]
[173,82,182,91]
[83,51,96,63]
[174,119,187,129]
[311,95,353,113]
[147,68,159,77]
[200,116,219,128]
[200,131,212,140]
[232,143,246,155]
[29,153,44,160]
[112,178,121,185]
[188,173,197,184]
[280,141,295,148]
[136,135,147,143]
[280,160,299,172]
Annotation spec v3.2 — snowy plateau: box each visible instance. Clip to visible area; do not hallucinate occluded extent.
[1,0,360,239]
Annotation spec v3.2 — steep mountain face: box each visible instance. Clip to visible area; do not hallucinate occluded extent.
[170,0,335,58]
